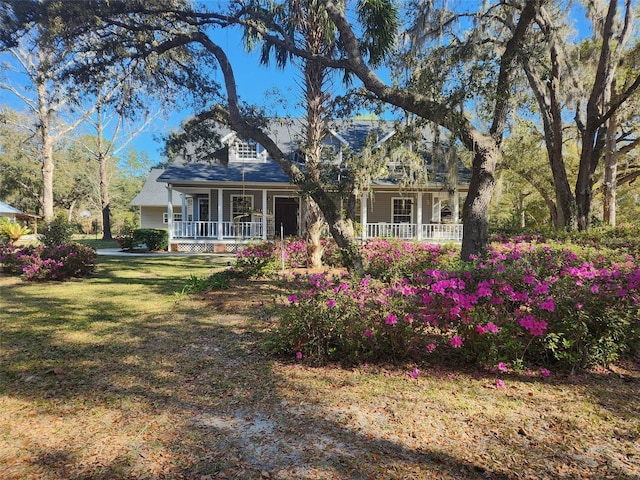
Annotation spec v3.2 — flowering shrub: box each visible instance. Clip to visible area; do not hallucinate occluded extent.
[361,238,460,280]
[234,241,279,278]
[233,237,344,278]
[0,242,21,274]
[264,236,640,371]
[0,243,96,281]
[233,237,459,279]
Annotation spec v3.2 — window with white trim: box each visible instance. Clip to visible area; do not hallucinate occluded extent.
[231,195,254,222]
[392,198,413,223]
[235,140,258,159]
[163,212,183,223]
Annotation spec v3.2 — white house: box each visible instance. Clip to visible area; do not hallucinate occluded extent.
[134,119,468,252]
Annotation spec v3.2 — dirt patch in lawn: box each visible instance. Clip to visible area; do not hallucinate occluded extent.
[1,271,639,480]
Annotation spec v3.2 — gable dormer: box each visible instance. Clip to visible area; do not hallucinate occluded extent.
[222,133,269,163]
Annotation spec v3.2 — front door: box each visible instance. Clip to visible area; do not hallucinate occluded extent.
[198,198,210,237]
[274,197,299,236]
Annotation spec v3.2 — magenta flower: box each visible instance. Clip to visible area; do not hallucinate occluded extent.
[540,368,551,377]
[295,351,303,360]
[409,368,420,379]
[497,362,508,372]
[426,343,436,353]
[449,336,463,348]
[327,299,337,307]
[476,281,493,297]
[364,328,373,338]
[485,322,500,333]
[288,295,299,304]
[385,313,398,325]
[495,379,505,388]
[519,315,548,336]
[539,296,555,312]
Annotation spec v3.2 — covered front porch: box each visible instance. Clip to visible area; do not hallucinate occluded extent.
[165,184,462,252]
[165,184,300,252]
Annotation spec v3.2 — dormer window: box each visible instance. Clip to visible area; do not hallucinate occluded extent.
[235,140,258,159]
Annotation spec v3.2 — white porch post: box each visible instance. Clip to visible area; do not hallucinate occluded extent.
[262,189,268,240]
[416,192,423,241]
[361,194,368,242]
[217,188,224,240]
[452,192,460,224]
[181,194,186,221]
[167,184,173,251]
[432,196,442,223]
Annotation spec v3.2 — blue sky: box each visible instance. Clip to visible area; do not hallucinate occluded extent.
[0,25,306,167]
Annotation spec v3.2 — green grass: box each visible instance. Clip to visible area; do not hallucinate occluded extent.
[73,235,121,250]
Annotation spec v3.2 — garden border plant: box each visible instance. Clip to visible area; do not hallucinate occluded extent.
[0,242,96,281]
[247,230,640,374]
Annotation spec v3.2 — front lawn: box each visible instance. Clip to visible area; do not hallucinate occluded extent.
[1,255,638,479]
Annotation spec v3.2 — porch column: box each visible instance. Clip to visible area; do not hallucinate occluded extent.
[217,188,224,240]
[181,194,186,220]
[361,194,368,242]
[416,192,423,241]
[262,189,268,240]
[432,196,442,223]
[167,184,173,251]
[452,192,460,224]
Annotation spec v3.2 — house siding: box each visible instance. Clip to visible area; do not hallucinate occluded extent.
[365,192,434,224]
[140,207,169,230]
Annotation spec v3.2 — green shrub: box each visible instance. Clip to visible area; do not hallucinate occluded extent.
[132,228,168,251]
[180,270,232,295]
[40,215,76,247]
[0,218,31,243]
[116,227,136,251]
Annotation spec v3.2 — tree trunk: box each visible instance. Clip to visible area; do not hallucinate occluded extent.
[326,217,363,275]
[576,124,606,230]
[98,150,113,240]
[305,198,324,269]
[37,80,55,223]
[461,143,499,261]
[521,20,576,230]
[603,88,618,226]
[206,34,364,272]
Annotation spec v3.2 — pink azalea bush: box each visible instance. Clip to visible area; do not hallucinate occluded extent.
[360,238,460,280]
[234,237,459,279]
[0,243,96,281]
[263,235,640,370]
[234,238,343,277]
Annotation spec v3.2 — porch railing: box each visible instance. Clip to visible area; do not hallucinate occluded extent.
[420,223,463,241]
[366,222,416,239]
[171,221,462,242]
[171,221,265,240]
[366,223,462,241]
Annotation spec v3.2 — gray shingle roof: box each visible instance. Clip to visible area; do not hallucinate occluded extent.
[157,158,291,184]
[155,119,469,188]
[130,169,182,206]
